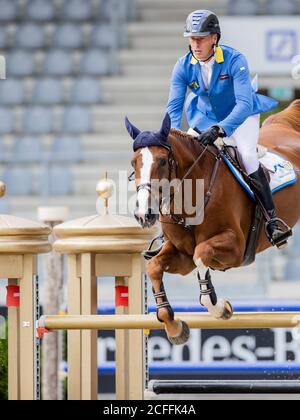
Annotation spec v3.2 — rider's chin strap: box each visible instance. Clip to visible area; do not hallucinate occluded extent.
[213,33,224,63]
[189,45,215,64]
[210,42,224,63]
[189,41,223,65]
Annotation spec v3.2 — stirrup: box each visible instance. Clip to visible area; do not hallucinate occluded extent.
[265,218,293,249]
[142,234,164,260]
[143,245,164,260]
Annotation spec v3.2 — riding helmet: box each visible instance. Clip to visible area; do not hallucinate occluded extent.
[184,9,221,40]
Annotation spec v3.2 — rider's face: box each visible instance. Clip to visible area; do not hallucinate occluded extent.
[189,34,217,61]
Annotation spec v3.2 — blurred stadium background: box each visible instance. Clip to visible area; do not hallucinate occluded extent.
[0,0,299,302]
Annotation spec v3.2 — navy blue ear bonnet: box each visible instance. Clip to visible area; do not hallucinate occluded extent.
[125,113,172,152]
[131,131,170,152]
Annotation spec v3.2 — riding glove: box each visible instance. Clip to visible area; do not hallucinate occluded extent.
[198,126,225,146]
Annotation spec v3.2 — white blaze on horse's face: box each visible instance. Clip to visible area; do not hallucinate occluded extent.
[135,147,158,228]
[137,147,153,216]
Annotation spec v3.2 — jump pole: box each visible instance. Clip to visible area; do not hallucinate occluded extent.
[148,380,300,395]
[38,311,300,330]
[38,311,300,398]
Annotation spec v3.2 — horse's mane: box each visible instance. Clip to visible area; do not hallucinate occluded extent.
[169,128,196,141]
[263,100,300,133]
[168,128,201,156]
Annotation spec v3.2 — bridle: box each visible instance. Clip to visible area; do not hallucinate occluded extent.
[129,139,223,229]
[133,142,178,193]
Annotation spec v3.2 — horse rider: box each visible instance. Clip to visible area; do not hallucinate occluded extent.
[166,9,292,247]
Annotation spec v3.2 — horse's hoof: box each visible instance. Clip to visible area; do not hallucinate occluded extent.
[219,300,233,320]
[166,320,190,345]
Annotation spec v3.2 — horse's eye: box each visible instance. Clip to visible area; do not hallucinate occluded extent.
[131,160,136,168]
[159,158,167,167]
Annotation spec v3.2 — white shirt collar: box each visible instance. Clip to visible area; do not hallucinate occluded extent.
[199,55,215,67]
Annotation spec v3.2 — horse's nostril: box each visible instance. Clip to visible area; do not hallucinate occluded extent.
[145,210,156,222]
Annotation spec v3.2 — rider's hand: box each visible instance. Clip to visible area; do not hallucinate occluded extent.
[198,126,225,146]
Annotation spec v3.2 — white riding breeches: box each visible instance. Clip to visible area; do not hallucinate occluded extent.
[188,114,261,175]
[226,114,260,175]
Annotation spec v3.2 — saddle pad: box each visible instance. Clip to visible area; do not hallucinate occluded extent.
[223,151,297,201]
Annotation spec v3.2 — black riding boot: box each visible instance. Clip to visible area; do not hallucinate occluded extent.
[249,165,292,247]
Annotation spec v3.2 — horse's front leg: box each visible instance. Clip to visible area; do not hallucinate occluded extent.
[147,240,195,345]
[193,229,245,320]
[196,264,233,319]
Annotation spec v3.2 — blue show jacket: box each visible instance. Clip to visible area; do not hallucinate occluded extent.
[167,45,278,137]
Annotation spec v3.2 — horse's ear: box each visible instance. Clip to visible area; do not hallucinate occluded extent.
[125,116,141,140]
[159,113,171,139]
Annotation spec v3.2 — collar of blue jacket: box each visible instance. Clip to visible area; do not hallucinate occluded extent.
[190,45,224,65]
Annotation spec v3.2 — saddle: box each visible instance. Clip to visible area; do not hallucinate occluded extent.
[223,145,271,183]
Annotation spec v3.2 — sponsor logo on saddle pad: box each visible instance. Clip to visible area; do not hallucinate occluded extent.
[223,151,297,201]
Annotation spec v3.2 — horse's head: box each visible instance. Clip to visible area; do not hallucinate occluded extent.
[125,113,174,228]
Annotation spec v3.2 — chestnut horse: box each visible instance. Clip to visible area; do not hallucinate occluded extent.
[125,100,300,345]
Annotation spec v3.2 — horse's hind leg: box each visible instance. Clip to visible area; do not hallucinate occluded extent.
[147,240,195,345]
